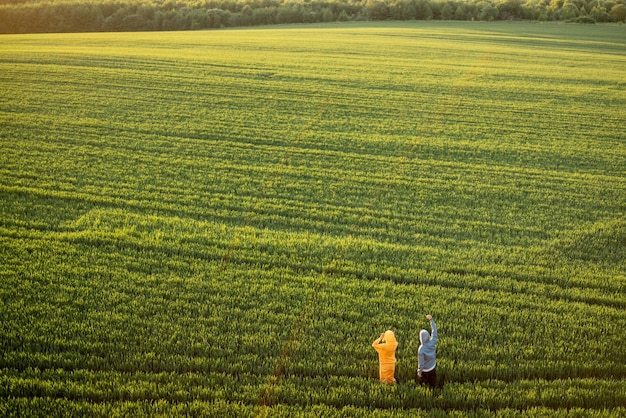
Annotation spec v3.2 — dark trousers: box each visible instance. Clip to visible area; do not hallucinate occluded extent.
[419,368,437,388]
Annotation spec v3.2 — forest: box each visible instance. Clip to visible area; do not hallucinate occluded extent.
[1,0,625,33]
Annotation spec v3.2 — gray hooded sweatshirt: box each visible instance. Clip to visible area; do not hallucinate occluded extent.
[418,318,437,374]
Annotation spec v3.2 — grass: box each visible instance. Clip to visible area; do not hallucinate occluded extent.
[1,21,625,416]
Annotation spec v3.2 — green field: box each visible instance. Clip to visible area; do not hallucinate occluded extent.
[1,22,625,416]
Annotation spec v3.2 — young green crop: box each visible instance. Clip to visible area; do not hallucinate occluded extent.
[1,22,625,416]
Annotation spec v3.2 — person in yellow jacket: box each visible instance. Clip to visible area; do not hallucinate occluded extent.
[372,330,398,384]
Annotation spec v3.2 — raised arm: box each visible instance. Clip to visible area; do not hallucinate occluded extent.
[372,332,384,349]
[430,317,438,345]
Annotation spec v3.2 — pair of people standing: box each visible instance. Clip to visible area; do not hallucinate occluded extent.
[371,315,438,387]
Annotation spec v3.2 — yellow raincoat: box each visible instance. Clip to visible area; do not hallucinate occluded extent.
[372,330,398,384]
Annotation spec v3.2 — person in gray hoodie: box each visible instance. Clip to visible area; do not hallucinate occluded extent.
[417,314,438,388]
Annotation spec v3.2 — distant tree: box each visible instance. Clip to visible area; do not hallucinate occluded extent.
[207,9,229,28]
[454,3,468,19]
[123,13,150,31]
[337,9,350,21]
[102,8,127,31]
[257,11,271,26]
[189,9,208,29]
[415,0,434,19]
[67,4,102,32]
[388,0,418,20]
[174,7,192,30]
[321,7,334,22]
[590,4,613,20]
[440,2,454,19]
[389,1,403,19]
[161,10,181,31]
[463,2,481,19]
[611,3,626,20]
[479,3,499,19]
[496,0,525,19]
[524,0,548,20]
[163,0,178,12]
[429,0,442,18]
[547,0,564,19]
[366,0,390,20]
[561,0,581,18]
[400,0,418,19]
[241,4,253,17]
[276,3,307,23]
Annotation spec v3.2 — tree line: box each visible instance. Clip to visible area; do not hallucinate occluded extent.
[1,0,625,33]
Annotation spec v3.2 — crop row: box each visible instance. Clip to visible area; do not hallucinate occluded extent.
[2,203,624,302]
[2,224,624,383]
[2,368,626,413]
[2,143,623,248]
